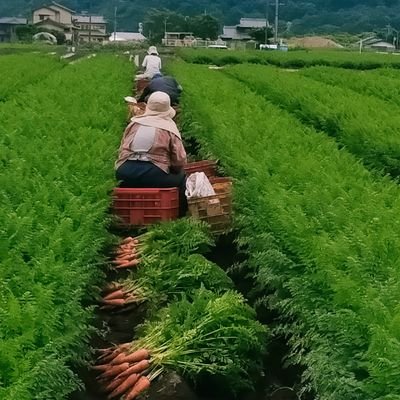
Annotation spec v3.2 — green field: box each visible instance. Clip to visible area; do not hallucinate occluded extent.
[3,49,400,400]
[169,52,400,399]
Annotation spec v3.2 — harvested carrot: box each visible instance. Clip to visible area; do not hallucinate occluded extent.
[97,351,121,364]
[116,259,140,269]
[122,236,135,244]
[116,360,150,379]
[99,362,130,379]
[91,364,109,372]
[120,349,150,365]
[97,347,124,363]
[110,352,130,365]
[104,289,126,301]
[124,376,151,400]
[103,282,122,293]
[102,298,126,306]
[116,254,136,261]
[111,349,148,366]
[108,373,140,399]
[104,377,124,393]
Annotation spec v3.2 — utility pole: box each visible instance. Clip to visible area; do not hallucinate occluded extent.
[274,0,279,44]
[265,0,269,44]
[113,6,117,41]
[88,0,92,43]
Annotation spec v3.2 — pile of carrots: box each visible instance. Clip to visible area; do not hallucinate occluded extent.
[101,282,141,310]
[112,237,141,269]
[94,344,152,399]
[100,236,144,310]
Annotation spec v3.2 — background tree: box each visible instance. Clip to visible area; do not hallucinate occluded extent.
[16,25,38,42]
[189,15,220,40]
[249,27,274,44]
[144,9,188,43]
[4,0,400,37]
[144,9,221,43]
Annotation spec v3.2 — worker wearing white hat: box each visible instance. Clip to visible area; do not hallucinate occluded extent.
[135,46,162,81]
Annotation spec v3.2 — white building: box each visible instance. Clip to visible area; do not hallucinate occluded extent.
[108,32,146,42]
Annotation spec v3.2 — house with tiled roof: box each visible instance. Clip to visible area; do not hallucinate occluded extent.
[32,2,108,43]
[221,18,268,48]
[32,2,77,41]
[0,17,27,42]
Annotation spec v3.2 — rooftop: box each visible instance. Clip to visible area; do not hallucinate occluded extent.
[239,18,267,28]
[0,17,27,25]
[50,1,75,13]
[109,32,146,41]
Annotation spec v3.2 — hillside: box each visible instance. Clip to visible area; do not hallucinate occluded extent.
[1,0,400,35]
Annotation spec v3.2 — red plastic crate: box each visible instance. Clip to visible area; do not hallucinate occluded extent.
[112,187,179,226]
[184,160,217,178]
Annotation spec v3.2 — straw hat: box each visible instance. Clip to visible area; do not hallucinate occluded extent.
[145,91,175,118]
[148,46,159,55]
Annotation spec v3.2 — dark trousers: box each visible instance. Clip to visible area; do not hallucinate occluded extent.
[116,161,187,216]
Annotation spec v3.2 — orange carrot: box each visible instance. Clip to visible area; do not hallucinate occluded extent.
[104,377,124,393]
[116,360,150,379]
[116,254,136,261]
[104,289,126,301]
[103,282,122,293]
[108,373,140,399]
[97,351,121,364]
[102,298,126,306]
[110,352,130,365]
[91,364,110,372]
[124,376,151,400]
[116,259,140,269]
[111,349,149,365]
[121,237,134,244]
[99,362,130,379]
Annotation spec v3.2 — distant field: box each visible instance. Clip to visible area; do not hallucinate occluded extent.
[179,47,400,69]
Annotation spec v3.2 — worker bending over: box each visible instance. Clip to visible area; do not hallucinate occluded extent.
[137,74,183,106]
[135,46,162,81]
[115,91,188,215]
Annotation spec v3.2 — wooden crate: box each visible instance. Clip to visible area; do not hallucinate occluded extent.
[188,178,232,234]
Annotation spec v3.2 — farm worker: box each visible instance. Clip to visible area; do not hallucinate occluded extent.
[137,75,183,106]
[115,91,188,216]
[135,46,162,81]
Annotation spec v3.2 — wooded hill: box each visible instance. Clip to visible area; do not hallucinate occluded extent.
[1,0,400,36]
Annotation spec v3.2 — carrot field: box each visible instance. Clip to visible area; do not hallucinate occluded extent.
[169,51,400,400]
[0,53,132,399]
[3,48,400,400]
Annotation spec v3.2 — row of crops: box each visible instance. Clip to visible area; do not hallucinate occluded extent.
[179,48,400,70]
[0,54,64,101]
[0,54,131,399]
[225,64,400,178]
[168,60,400,399]
[0,53,269,400]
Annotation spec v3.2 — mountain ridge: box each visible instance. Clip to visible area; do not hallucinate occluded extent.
[1,1,400,35]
